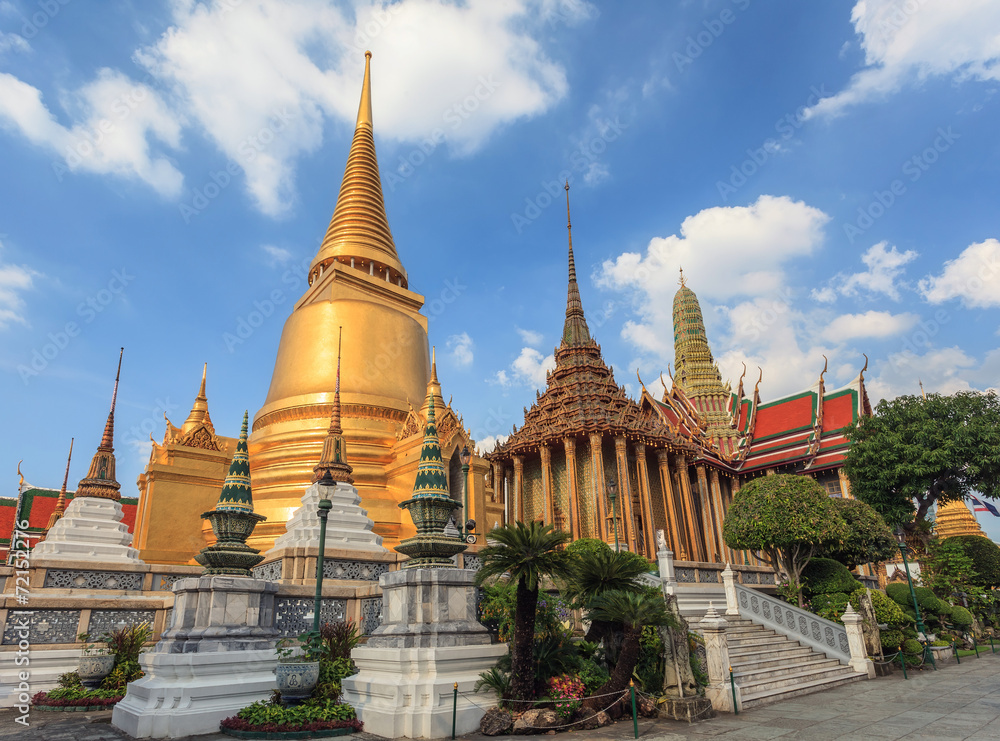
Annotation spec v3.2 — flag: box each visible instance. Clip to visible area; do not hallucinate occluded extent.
[969,495,1000,517]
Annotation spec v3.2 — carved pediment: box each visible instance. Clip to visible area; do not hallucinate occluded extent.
[179,425,222,451]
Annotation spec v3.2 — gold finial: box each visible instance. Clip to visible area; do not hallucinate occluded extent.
[819,355,828,384]
[16,459,23,489]
[357,51,373,127]
[861,353,869,379]
[431,346,438,382]
[919,379,926,400]
[678,266,686,287]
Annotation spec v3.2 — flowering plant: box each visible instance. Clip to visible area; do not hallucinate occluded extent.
[547,674,585,719]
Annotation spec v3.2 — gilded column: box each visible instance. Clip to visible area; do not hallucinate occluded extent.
[504,466,513,526]
[540,445,553,526]
[590,433,607,541]
[656,450,686,559]
[838,468,853,499]
[709,467,730,564]
[696,464,719,562]
[614,437,637,552]
[491,462,504,505]
[634,442,656,560]
[564,437,581,539]
[513,455,524,524]
[676,454,704,561]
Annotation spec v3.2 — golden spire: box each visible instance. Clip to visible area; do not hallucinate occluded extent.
[919,379,927,399]
[42,438,73,537]
[678,267,685,287]
[310,51,405,286]
[77,348,123,500]
[181,363,211,435]
[562,181,591,347]
[314,327,354,483]
[420,346,446,419]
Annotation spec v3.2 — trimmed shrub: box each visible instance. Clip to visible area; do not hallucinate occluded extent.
[901,638,923,656]
[803,558,864,596]
[886,583,947,614]
[879,629,903,649]
[811,592,849,622]
[949,605,974,628]
[849,588,911,626]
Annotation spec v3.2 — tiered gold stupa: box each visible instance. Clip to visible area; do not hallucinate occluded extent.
[247,52,492,550]
[935,500,987,539]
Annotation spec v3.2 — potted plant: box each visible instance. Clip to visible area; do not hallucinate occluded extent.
[77,633,114,689]
[274,630,323,703]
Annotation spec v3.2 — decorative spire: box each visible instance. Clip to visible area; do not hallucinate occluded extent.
[919,378,927,399]
[314,328,354,483]
[181,363,211,435]
[42,438,74,537]
[562,181,592,347]
[215,411,254,513]
[420,346,446,419]
[76,348,123,500]
[310,51,406,286]
[678,267,685,287]
[411,391,450,499]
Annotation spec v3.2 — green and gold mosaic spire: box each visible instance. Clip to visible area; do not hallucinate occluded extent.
[215,410,254,513]
[411,394,450,498]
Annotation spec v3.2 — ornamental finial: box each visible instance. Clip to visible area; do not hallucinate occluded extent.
[678,266,685,287]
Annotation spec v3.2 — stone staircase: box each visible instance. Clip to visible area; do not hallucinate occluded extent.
[726,618,866,709]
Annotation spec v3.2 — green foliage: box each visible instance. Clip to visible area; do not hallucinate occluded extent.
[311,656,355,702]
[586,589,675,632]
[101,660,143,692]
[723,474,850,605]
[688,633,708,687]
[844,391,1000,530]
[565,538,612,561]
[901,638,923,656]
[57,672,82,689]
[474,667,512,701]
[576,659,609,695]
[952,535,1000,589]
[319,620,361,661]
[45,687,122,701]
[811,592,849,622]
[105,622,152,665]
[816,498,898,569]
[564,545,651,609]
[886,583,947,614]
[478,582,570,644]
[532,635,582,687]
[236,698,356,726]
[277,630,327,663]
[879,629,903,650]
[77,632,109,656]
[922,538,981,600]
[848,588,911,626]
[803,558,864,596]
[635,625,665,695]
[949,605,974,628]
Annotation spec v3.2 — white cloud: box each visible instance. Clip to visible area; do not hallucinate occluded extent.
[491,369,510,387]
[0,31,28,54]
[919,238,1000,308]
[511,347,555,388]
[260,244,293,266]
[814,242,918,302]
[476,434,508,455]
[447,332,474,368]
[0,69,183,195]
[823,310,919,343]
[0,239,35,329]
[811,286,837,303]
[868,345,986,401]
[517,327,544,346]
[807,0,1000,117]
[132,0,579,215]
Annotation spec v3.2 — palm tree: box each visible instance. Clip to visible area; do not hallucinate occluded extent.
[583,589,676,707]
[475,521,573,701]
[565,547,651,643]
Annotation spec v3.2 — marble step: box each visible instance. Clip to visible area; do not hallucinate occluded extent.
[733,656,843,683]
[728,642,814,661]
[739,663,859,696]
[730,649,831,672]
[728,634,789,649]
[739,671,866,710]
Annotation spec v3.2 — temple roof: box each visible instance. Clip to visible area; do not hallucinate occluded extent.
[310,51,406,286]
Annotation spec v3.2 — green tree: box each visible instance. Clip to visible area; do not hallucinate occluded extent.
[921,538,981,601]
[723,474,849,606]
[844,391,1000,539]
[475,521,573,701]
[564,543,651,643]
[583,590,676,707]
[816,497,898,569]
[952,535,1000,589]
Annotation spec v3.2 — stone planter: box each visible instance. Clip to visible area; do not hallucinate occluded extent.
[79,654,115,688]
[275,661,320,703]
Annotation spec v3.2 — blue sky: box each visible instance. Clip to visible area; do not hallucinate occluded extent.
[2,1,999,539]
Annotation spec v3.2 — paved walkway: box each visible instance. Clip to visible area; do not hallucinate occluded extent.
[2,652,998,740]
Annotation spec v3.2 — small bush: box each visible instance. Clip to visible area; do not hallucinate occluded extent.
[879,629,903,649]
[319,620,360,662]
[547,674,585,719]
[222,698,361,733]
[901,638,923,656]
[949,605,974,628]
[812,592,849,622]
[886,583,946,613]
[576,659,609,695]
[803,558,863,596]
[849,588,911,626]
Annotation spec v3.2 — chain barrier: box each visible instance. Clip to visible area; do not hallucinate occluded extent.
[461,689,630,731]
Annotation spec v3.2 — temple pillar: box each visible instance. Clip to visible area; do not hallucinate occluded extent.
[656,450,686,560]
[564,437,581,539]
[590,433,607,541]
[540,445,553,526]
[676,454,703,562]
[634,443,656,560]
[614,437,637,552]
[513,456,524,524]
[838,467,853,499]
[504,466,513,526]
[696,464,719,562]
[709,468,729,564]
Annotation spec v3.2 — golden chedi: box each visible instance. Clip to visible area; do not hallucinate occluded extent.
[248,52,470,550]
[935,500,987,539]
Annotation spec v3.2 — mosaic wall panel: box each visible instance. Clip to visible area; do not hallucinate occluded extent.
[323,560,390,582]
[87,610,156,638]
[576,443,594,539]
[360,597,382,635]
[274,597,347,637]
[252,561,282,582]
[2,610,80,645]
[523,463,543,523]
[44,569,143,591]
[551,453,569,533]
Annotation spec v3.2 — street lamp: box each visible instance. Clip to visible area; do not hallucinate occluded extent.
[895,526,927,639]
[460,445,472,541]
[313,470,334,632]
[607,476,620,552]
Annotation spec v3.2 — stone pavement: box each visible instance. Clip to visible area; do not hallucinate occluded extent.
[1,652,998,740]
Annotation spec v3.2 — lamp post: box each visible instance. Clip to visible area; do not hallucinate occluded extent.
[607,476,620,552]
[313,471,334,633]
[460,445,472,541]
[895,526,927,639]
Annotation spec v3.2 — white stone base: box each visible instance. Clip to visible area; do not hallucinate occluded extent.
[0,648,81,708]
[31,496,142,565]
[341,643,507,739]
[266,482,387,556]
[112,649,277,738]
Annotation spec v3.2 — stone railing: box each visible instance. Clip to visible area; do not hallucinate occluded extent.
[672,561,776,586]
